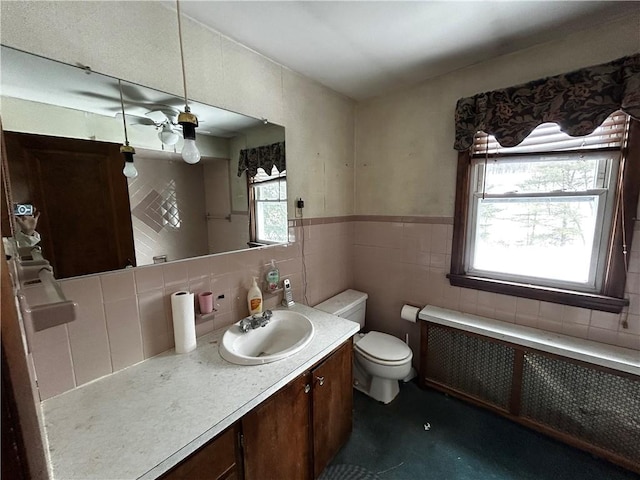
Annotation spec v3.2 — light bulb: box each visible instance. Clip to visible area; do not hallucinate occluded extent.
[123,161,138,178]
[182,139,201,164]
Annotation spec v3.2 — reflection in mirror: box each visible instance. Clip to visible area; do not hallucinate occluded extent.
[1,45,287,279]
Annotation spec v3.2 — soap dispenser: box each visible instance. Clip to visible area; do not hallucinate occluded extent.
[265,259,280,293]
[247,277,263,315]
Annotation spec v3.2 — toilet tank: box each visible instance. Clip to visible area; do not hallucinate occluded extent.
[314,289,368,328]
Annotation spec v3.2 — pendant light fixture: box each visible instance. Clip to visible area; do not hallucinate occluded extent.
[118,79,138,179]
[176,0,201,164]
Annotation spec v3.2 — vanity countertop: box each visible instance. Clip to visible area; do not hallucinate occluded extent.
[41,303,360,480]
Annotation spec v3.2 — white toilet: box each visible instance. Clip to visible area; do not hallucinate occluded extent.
[314,289,413,404]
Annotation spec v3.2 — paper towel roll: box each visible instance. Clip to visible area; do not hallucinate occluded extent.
[171,291,196,354]
[401,304,420,323]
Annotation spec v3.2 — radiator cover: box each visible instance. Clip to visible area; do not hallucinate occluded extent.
[422,322,640,472]
[425,325,514,410]
[521,352,640,462]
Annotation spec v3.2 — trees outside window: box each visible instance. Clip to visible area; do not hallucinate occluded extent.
[249,166,287,245]
[449,112,640,313]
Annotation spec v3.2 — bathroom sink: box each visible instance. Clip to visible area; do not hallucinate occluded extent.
[219,310,315,365]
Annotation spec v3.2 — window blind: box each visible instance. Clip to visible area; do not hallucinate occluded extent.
[251,165,286,184]
[472,111,628,156]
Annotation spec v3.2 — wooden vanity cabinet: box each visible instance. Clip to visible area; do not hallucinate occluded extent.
[242,340,353,480]
[311,340,353,477]
[161,340,353,480]
[161,423,242,480]
[242,373,312,480]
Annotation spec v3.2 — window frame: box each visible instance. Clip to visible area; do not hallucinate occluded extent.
[248,168,287,246]
[448,119,640,313]
[465,151,619,292]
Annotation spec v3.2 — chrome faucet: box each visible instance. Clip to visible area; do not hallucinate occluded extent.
[238,310,273,333]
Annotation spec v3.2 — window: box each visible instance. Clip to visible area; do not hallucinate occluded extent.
[249,166,288,245]
[450,113,640,313]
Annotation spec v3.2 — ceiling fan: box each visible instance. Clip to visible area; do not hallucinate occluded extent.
[75,85,186,146]
[75,83,214,145]
[117,108,181,146]
[145,108,181,146]
[118,108,213,147]
[145,109,214,145]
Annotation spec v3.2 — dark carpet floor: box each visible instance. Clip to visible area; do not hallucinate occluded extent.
[330,381,639,480]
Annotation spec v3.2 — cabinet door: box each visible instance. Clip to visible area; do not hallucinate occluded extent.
[161,423,241,480]
[242,373,312,480]
[312,341,353,477]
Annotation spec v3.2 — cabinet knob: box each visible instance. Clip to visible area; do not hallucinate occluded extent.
[304,384,311,394]
[316,376,325,386]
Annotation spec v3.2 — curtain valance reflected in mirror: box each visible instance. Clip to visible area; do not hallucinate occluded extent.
[1,45,287,279]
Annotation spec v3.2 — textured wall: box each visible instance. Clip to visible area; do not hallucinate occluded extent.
[354,14,640,217]
[352,14,640,353]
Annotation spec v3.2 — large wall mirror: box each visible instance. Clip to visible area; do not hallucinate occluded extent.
[1,46,287,279]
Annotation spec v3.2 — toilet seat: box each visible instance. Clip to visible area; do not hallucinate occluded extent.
[355,332,412,366]
[356,347,412,367]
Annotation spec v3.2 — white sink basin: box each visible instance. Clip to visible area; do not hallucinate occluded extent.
[219,310,315,365]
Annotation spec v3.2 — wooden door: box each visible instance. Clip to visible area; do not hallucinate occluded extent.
[1,121,14,238]
[242,373,312,480]
[312,341,353,478]
[5,132,135,278]
[161,423,242,480]
[2,348,29,480]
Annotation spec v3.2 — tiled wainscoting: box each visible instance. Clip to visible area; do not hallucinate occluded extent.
[29,220,353,400]
[352,218,640,359]
[26,216,639,401]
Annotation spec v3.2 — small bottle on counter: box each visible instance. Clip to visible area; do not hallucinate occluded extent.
[247,277,263,315]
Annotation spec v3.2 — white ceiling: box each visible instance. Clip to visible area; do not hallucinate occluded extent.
[176,1,638,101]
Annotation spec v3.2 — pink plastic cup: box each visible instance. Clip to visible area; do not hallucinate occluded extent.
[198,291,214,314]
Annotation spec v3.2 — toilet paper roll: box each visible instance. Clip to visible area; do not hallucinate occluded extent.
[401,304,420,323]
[171,291,197,354]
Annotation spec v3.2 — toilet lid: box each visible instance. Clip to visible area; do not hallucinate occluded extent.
[355,332,411,362]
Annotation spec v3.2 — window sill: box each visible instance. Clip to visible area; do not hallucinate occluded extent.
[447,274,629,314]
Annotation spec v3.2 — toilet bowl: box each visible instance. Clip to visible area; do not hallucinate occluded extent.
[314,290,413,404]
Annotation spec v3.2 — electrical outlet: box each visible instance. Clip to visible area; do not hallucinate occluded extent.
[295,197,304,218]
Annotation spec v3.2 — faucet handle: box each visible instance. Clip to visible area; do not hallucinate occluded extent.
[239,316,253,332]
[263,310,273,320]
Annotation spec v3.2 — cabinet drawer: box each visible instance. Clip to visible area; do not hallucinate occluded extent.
[161,424,239,480]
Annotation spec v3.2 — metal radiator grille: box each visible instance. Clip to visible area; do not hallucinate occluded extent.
[521,353,640,462]
[425,325,514,410]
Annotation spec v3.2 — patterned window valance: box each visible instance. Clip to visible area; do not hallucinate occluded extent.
[454,54,640,151]
[237,141,286,178]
